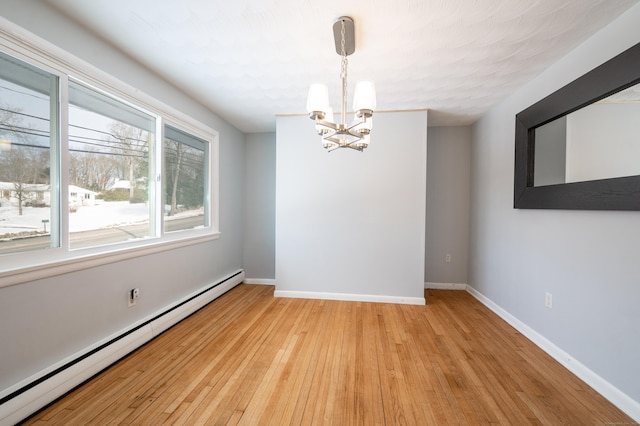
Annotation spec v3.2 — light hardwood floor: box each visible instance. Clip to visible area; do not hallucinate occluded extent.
[23,284,634,425]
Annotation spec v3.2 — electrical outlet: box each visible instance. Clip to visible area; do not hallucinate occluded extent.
[445,253,452,263]
[545,292,553,309]
[128,288,140,307]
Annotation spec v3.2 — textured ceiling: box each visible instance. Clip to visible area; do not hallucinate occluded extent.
[45,0,638,133]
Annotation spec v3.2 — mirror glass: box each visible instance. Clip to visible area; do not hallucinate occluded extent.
[534,83,640,186]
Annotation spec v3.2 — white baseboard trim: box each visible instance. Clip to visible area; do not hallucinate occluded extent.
[243,278,276,285]
[466,285,640,423]
[0,269,245,426]
[425,282,468,290]
[274,290,425,306]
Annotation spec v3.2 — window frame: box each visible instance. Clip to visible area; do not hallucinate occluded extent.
[0,21,220,288]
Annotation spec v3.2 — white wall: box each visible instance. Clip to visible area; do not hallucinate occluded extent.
[244,133,276,280]
[275,112,427,304]
[0,0,245,394]
[425,126,471,285]
[469,2,640,412]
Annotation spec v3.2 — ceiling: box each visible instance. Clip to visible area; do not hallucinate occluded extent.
[45,0,638,133]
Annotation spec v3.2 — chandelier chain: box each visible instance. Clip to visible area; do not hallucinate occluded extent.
[340,19,348,126]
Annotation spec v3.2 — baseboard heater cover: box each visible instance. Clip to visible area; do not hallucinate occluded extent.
[0,269,245,426]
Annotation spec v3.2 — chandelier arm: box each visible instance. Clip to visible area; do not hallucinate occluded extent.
[323,132,365,145]
[346,116,364,127]
[345,116,366,131]
[323,134,343,144]
[344,145,364,152]
[327,143,363,153]
[346,129,367,138]
[316,119,339,130]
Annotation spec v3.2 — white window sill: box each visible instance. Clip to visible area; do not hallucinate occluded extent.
[0,232,220,288]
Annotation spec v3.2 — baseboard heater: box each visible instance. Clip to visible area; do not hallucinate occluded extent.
[0,269,245,426]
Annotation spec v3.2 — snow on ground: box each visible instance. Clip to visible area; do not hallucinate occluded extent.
[0,200,202,236]
[70,201,150,232]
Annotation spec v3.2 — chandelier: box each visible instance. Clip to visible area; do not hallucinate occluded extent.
[306,16,376,152]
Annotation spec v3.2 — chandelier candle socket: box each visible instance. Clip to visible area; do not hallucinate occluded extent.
[306,16,376,152]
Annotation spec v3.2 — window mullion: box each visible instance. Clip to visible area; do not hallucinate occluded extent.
[151,117,163,238]
[57,74,70,250]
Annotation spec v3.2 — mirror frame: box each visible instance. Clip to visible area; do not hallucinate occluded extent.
[514,42,640,210]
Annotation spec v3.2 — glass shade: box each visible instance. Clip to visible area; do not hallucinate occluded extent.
[353,81,376,112]
[324,107,334,123]
[306,83,330,114]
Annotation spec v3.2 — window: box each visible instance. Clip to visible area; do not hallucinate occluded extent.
[0,51,59,255]
[164,125,208,233]
[68,81,155,249]
[0,42,218,276]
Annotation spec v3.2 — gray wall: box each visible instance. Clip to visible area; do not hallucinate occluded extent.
[275,112,427,302]
[244,133,276,280]
[469,2,640,405]
[242,125,473,287]
[0,1,245,391]
[425,126,471,284]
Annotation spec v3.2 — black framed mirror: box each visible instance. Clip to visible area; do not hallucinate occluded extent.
[514,42,640,210]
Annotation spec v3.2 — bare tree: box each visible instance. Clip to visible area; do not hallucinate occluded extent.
[165,140,205,216]
[93,153,118,192]
[165,140,184,216]
[0,104,42,215]
[110,122,149,200]
[1,147,38,215]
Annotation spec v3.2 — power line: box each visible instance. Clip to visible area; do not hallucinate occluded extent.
[69,132,148,148]
[2,129,204,168]
[69,148,147,159]
[0,84,51,102]
[0,141,48,150]
[2,107,205,150]
[1,107,151,144]
[70,122,150,144]
[1,125,149,151]
[69,139,148,155]
[0,125,50,142]
[0,106,50,122]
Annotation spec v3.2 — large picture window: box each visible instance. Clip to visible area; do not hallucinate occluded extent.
[0,46,217,276]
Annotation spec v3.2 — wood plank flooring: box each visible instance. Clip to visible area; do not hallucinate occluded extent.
[23,285,634,425]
